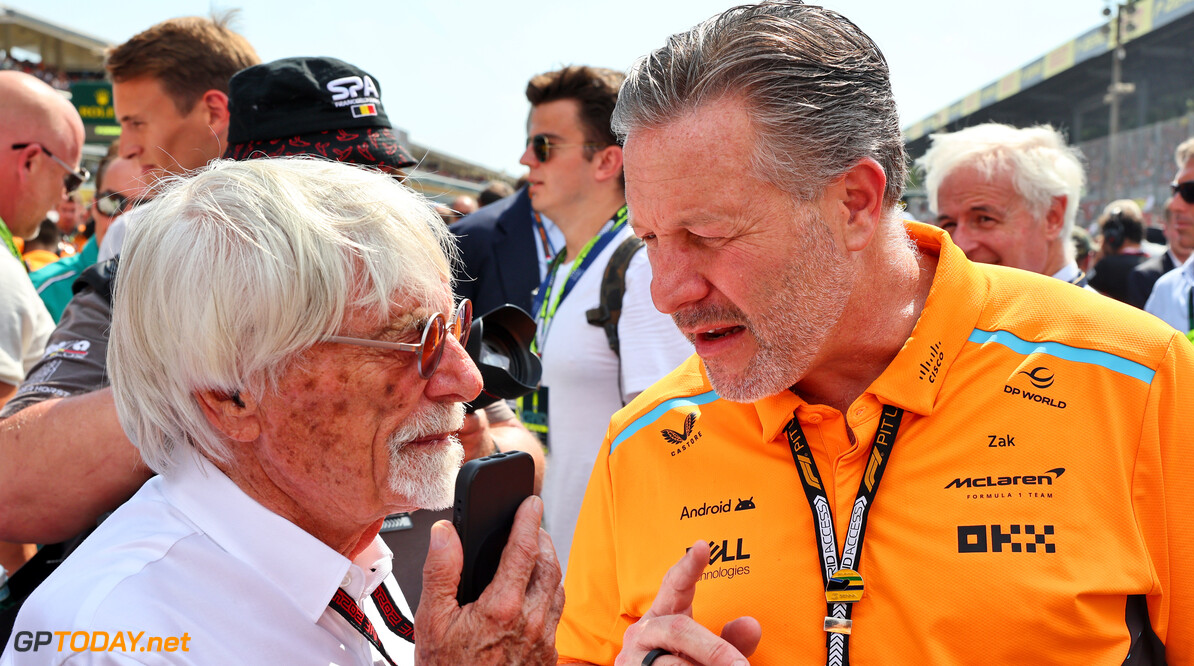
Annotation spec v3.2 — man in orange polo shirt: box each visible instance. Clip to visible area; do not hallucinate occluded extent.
[557,4,1193,666]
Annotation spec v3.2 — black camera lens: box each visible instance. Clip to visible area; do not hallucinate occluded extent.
[465,305,542,410]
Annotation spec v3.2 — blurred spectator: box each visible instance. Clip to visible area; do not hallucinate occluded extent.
[451,194,479,217]
[97,14,259,262]
[20,219,61,271]
[0,70,81,404]
[1145,140,1194,336]
[53,193,84,238]
[30,155,146,322]
[1129,139,1194,308]
[0,70,83,574]
[1089,199,1148,303]
[478,180,514,207]
[1072,226,1095,275]
[919,123,1092,288]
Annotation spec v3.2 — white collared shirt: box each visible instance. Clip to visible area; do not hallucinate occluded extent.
[1051,261,1099,293]
[1,452,416,665]
[1145,255,1194,333]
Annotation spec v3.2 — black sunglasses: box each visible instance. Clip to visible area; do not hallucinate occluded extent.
[1171,181,1194,204]
[526,134,605,163]
[10,143,89,193]
[94,191,130,217]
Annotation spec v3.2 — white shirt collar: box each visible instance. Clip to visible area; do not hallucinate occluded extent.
[159,451,365,622]
[1051,261,1083,284]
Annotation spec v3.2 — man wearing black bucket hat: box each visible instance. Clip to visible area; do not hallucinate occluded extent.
[223,57,416,172]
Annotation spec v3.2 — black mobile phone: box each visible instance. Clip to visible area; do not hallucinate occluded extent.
[452,450,534,605]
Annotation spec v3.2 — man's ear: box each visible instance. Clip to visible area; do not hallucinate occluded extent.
[199,89,231,137]
[196,388,260,442]
[591,144,624,185]
[14,144,41,186]
[825,157,888,253]
[1044,195,1067,238]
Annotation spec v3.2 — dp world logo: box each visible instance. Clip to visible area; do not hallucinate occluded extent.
[1018,366,1055,389]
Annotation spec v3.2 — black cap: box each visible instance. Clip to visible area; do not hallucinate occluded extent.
[224,56,416,170]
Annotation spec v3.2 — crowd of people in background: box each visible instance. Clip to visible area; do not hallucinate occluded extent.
[0,54,100,91]
[0,3,1190,665]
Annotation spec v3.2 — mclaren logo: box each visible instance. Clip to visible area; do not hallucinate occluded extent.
[662,412,702,457]
[1018,366,1055,389]
[945,468,1065,489]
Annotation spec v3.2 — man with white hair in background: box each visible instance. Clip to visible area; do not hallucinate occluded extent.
[917,122,1093,288]
[1,158,563,664]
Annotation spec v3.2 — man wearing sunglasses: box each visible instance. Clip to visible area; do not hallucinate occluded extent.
[0,70,83,407]
[919,123,1094,289]
[3,158,565,665]
[1144,139,1194,337]
[30,155,146,322]
[510,66,691,574]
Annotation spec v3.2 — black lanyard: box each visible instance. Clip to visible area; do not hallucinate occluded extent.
[784,404,904,666]
[327,582,415,666]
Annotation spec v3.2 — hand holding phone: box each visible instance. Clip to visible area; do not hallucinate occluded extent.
[452,450,534,605]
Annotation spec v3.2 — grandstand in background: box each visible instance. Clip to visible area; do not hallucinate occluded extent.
[904,0,1194,228]
[0,4,511,201]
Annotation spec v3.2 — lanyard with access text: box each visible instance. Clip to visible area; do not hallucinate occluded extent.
[785,404,904,666]
[531,205,628,352]
[327,583,415,666]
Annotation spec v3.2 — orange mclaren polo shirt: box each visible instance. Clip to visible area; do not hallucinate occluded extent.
[558,222,1192,665]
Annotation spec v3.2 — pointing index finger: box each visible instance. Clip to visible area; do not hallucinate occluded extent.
[645,539,709,620]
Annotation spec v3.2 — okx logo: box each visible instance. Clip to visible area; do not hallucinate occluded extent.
[957,524,1056,553]
[662,412,703,457]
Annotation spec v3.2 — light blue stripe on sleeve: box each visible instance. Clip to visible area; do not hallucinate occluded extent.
[967,329,1155,384]
[610,389,721,455]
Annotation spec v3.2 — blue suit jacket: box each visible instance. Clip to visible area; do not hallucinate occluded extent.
[451,188,540,316]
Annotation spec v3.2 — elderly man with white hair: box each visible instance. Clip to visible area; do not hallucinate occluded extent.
[917,122,1093,287]
[1,158,563,665]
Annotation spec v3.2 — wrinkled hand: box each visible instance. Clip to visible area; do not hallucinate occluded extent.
[616,540,760,666]
[415,495,564,665]
[458,410,494,462]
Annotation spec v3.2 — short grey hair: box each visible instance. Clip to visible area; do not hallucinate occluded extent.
[917,123,1086,248]
[109,158,456,474]
[612,1,907,211]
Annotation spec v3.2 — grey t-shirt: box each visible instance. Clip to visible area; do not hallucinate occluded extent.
[0,285,110,418]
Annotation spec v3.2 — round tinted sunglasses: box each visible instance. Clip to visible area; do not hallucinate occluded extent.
[327,299,472,379]
[526,134,606,163]
[1171,181,1194,204]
